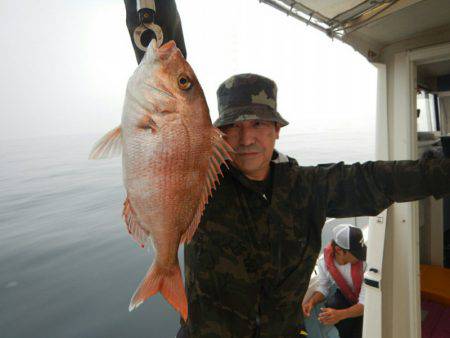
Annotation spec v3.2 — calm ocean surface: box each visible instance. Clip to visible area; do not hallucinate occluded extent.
[0,131,374,338]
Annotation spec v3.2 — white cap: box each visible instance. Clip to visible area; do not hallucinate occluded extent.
[332,224,367,261]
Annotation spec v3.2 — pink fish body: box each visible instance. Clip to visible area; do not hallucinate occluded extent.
[90,40,232,320]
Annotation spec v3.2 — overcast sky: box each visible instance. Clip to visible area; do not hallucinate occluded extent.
[0,0,377,141]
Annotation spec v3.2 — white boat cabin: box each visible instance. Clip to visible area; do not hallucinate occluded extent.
[259,1,450,337]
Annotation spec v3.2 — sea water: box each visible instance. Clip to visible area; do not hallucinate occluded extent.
[0,131,374,338]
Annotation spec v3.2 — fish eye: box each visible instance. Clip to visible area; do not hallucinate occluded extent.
[177,74,192,90]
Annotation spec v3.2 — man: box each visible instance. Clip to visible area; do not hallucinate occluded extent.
[123,3,450,337]
[177,73,450,337]
[303,224,367,338]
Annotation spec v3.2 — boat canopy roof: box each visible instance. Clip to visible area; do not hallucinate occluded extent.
[261,0,450,61]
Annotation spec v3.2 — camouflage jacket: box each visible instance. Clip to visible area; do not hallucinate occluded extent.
[181,152,450,338]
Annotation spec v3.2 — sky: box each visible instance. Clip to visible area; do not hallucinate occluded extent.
[0,0,377,141]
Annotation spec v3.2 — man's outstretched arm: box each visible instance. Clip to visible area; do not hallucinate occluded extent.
[320,157,450,218]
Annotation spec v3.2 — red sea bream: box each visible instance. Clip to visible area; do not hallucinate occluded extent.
[90,40,232,320]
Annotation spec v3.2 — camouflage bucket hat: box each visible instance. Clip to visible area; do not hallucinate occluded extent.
[213,73,289,128]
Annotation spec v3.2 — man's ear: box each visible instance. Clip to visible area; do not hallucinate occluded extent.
[274,123,281,139]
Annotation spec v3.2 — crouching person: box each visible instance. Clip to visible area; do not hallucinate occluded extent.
[303,224,367,338]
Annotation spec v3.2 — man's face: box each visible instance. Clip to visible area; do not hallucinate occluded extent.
[335,246,359,264]
[221,119,280,181]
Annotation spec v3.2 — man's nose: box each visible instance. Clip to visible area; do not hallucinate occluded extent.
[239,126,255,146]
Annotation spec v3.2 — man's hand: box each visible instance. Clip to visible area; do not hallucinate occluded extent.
[302,301,314,317]
[318,307,343,325]
[302,291,325,318]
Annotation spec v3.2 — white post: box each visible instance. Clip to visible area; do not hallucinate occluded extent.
[381,51,421,338]
[362,63,388,338]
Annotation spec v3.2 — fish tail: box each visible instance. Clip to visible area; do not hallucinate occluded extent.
[129,262,188,321]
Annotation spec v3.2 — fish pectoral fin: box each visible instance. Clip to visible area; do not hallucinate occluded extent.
[89,126,122,159]
[181,128,234,244]
[123,197,149,248]
[148,118,158,133]
[138,115,158,133]
[129,262,188,321]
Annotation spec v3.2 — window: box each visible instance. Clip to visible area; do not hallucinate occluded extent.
[417,90,438,132]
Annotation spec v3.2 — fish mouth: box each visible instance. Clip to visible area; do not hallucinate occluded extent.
[158,40,177,53]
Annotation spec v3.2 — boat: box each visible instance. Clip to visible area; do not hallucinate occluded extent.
[258,1,450,337]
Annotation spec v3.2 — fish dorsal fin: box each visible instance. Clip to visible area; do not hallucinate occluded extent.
[181,128,233,244]
[123,197,150,248]
[89,126,122,159]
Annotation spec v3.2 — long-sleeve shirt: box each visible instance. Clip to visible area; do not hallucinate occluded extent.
[316,256,367,305]
[182,152,450,337]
